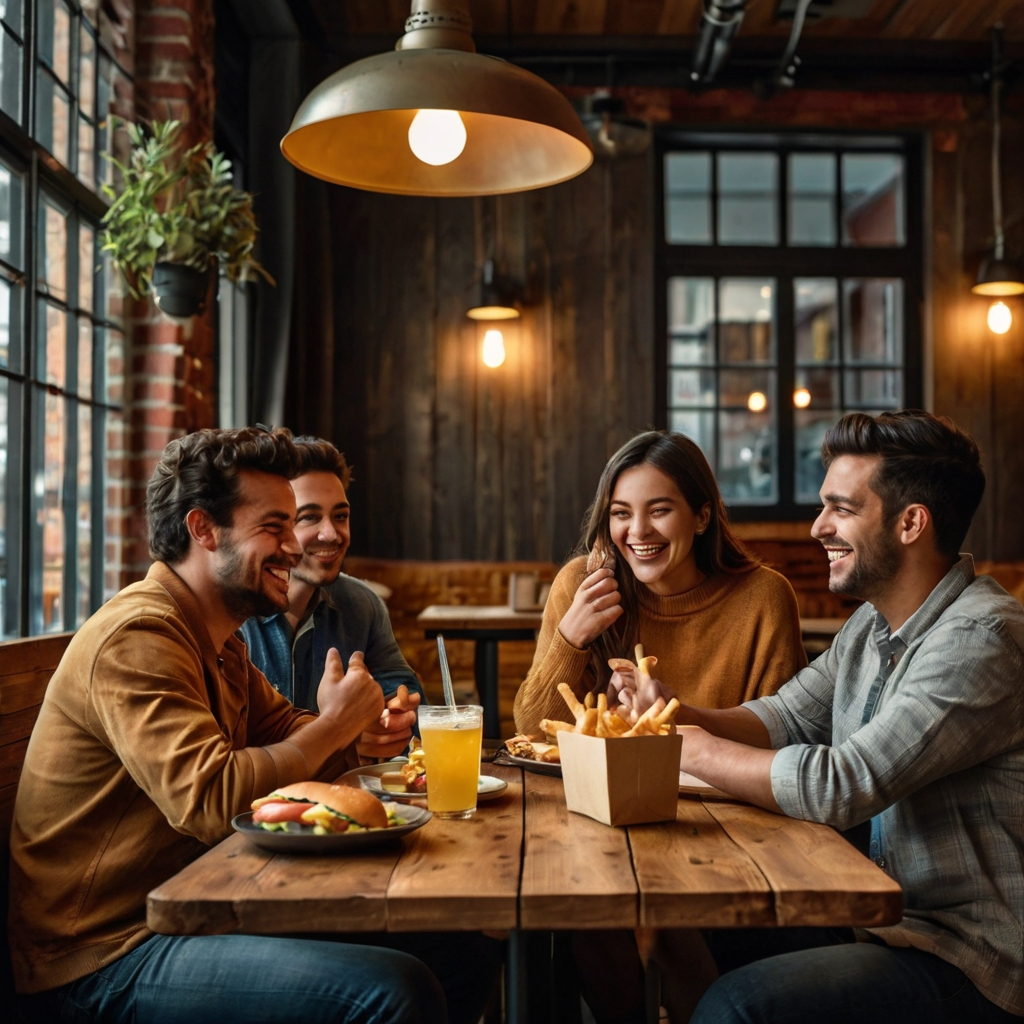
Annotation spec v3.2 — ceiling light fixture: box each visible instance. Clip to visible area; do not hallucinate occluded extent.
[280,0,593,197]
[972,25,1024,301]
[466,260,521,321]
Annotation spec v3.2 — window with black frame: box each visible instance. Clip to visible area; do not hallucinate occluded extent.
[657,133,923,519]
[0,0,130,638]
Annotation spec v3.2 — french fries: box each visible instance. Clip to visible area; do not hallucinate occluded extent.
[555,652,679,739]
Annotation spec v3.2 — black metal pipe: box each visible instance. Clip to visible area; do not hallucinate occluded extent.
[690,0,748,86]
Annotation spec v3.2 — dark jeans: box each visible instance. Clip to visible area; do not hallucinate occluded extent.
[691,927,1020,1024]
[20,931,502,1024]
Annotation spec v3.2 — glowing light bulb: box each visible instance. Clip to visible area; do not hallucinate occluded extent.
[793,387,812,409]
[747,391,767,413]
[988,300,1012,335]
[408,109,467,166]
[482,329,506,368]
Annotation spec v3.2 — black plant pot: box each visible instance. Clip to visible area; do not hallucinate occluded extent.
[151,261,211,318]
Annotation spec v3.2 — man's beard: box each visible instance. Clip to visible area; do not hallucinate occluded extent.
[215,537,290,620]
[830,527,901,601]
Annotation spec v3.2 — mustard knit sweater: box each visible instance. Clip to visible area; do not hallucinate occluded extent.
[513,556,808,735]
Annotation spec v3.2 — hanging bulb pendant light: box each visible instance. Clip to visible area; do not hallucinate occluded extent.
[972,25,1024,298]
[281,0,593,197]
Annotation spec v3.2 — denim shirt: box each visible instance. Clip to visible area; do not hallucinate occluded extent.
[238,574,425,712]
[746,555,1024,1015]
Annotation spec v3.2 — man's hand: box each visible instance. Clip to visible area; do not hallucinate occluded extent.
[558,567,624,649]
[357,684,421,762]
[607,665,677,722]
[316,649,384,736]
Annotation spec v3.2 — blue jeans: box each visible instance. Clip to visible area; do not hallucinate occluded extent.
[20,931,501,1024]
[692,927,1020,1024]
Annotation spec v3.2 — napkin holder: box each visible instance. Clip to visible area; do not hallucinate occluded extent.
[559,730,682,827]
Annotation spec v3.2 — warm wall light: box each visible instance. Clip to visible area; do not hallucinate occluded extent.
[467,259,521,320]
[793,387,811,408]
[280,0,593,196]
[988,301,1012,334]
[482,329,506,367]
[747,391,767,412]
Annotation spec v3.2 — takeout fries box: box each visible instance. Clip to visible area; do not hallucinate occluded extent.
[559,730,683,827]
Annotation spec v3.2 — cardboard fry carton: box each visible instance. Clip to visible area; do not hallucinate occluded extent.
[559,730,683,827]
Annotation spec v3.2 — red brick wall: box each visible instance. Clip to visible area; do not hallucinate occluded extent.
[117,0,219,584]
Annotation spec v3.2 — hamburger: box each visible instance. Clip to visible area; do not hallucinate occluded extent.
[251,782,390,834]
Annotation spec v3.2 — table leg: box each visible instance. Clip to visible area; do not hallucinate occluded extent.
[475,638,501,739]
[506,929,528,1024]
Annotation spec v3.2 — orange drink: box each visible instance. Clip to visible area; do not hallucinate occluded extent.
[418,705,483,819]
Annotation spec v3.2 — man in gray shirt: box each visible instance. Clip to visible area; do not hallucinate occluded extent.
[669,411,1023,1023]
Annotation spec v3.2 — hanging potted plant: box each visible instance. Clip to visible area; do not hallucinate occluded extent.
[100,119,273,318]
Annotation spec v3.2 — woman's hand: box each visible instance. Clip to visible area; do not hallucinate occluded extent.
[557,567,623,649]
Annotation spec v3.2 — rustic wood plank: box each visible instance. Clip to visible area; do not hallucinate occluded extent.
[520,771,637,930]
[0,781,19,836]
[0,738,28,790]
[629,797,775,929]
[147,831,399,935]
[386,765,522,931]
[702,802,903,928]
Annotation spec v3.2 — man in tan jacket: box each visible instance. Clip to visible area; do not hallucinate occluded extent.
[9,426,497,1024]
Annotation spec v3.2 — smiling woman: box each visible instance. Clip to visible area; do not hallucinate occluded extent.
[513,430,808,736]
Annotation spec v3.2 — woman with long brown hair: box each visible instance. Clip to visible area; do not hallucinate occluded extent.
[514,430,806,736]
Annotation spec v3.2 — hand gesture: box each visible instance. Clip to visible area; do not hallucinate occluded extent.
[558,567,623,649]
[357,684,421,761]
[316,649,384,734]
[607,660,677,723]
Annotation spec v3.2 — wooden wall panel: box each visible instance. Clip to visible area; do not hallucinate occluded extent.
[297,151,657,562]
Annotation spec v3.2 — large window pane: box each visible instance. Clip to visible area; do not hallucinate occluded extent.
[718,409,777,505]
[670,368,715,407]
[0,373,16,637]
[0,159,25,268]
[40,300,66,387]
[105,325,123,403]
[103,407,123,602]
[789,153,836,246]
[78,224,94,310]
[842,154,905,247]
[844,369,902,409]
[76,401,91,626]
[77,315,92,397]
[718,153,777,245]
[32,387,65,634]
[669,409,715,469]
[795,278,838,364]
[844,278,903,363]
[719,278,774,363]
[668,277,714,365]
[40,197,67,299]
[0,26,23,122]
[1,1,25,34]
[795,411,836,504]
[35,70,70,165]
[37,0,71,83]
[79,22,96,117]
[665,153,712,244]
[77,115,95,186]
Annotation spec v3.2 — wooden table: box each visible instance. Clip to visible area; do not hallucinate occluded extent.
[148,766,902,1024]
[417,605,544,738]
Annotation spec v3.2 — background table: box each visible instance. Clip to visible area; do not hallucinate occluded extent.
[417,605,544,738]
[148,766,902,1024]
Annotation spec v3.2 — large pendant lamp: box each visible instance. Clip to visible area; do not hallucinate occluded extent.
[280,0,594,197]
[972,26,1024,300]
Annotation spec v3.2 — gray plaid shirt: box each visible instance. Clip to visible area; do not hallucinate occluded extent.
[746,555,1024,1016]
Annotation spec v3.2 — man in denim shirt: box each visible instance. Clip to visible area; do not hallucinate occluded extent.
[240,438,424,759]
[665,411,1023,1023]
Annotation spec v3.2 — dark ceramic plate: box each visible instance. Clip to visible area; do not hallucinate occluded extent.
[231,804,431,854]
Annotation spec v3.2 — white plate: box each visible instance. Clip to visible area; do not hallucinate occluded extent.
[232,804,432,854]
[341,759,509,803]
[492,749,562,777]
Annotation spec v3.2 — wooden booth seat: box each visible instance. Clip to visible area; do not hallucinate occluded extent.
[1,632,75,1004]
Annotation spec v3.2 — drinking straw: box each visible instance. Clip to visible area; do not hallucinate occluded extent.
[436,634,457,709]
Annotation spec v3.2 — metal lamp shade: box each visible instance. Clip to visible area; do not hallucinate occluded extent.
[280,48,593,197]
[972,255,1024,297]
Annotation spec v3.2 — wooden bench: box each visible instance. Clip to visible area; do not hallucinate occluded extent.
[1,632,75,1004]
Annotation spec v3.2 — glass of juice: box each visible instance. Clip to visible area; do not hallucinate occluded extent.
[418,704,483,819]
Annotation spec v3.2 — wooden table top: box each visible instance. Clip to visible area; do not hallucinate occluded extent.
[417,605,545,633]
[147,765,902,936]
